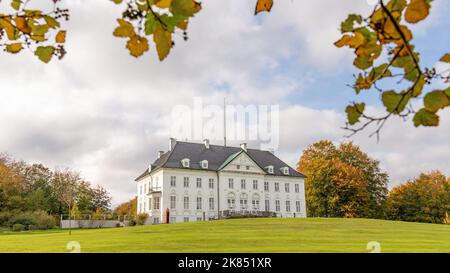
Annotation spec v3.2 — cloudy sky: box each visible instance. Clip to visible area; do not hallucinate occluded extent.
[1,0,449,206]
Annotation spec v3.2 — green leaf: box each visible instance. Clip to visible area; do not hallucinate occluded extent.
[369,63,392,81]
[353,55,372,70]
[346,103,365,125]
[424,90,450,112]
[413,109,439,127]
[11,0,22,11]
[34,46,55,63]
[145,12,157,35]
[153,23,172,61]
[382,90,410,114]
[340,14,362,33]
[170,0,202,17]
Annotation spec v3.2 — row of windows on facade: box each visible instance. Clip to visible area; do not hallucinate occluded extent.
[139,177,301,195]
[139,197,302,214]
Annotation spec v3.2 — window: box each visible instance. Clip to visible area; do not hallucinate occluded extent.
[281,167,289,175]
[148,197,151,210]
[265,200,270,211]
[236,165,241,170]
[241,179,246,189]
[184,177,189,188]
[170,176,176,187]
[170,217,176,223]
[139,185,142,195]
[266,165,274,174]
[197,217,203,221]
[252,199,260,210]
[285,183,290,193]
[170,196,176,209]
[295,184,300,193]
[286,200,291,212]
[227,198,235,209]
[196,197,202,210]
[264,181,269,192]
[275,182,280,192]
[153,197,160,210]
[153,218,160,224]
[253,180,258,190]
[196,178,202,188]
[182,158,190,168]
[143,201,146,212]
[201,160,208,169]
[296,201,301,213]
[275,200,280,212]
[246,166,250,170]
[228,178,234,189]
[184,217,189,222]
[240,199,248,210]
[144,183,147,194]
[184,196,189,210]
[209,178,214,189]
[209,197,214,210]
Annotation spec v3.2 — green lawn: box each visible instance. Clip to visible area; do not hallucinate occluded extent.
[1,218,449,253]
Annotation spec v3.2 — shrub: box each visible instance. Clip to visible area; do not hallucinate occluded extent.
[7,210,56,230]
[0,211,15,226]
[12,223,25,232]
[128,219,136,226]
[136,213,148,225]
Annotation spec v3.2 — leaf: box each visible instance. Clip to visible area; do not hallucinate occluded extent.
[0,18,18,40]
[353,55,372,70]
[126,35,149,57]
[440,53,450,63]
[55,30,66,43]
[405,0,430,24]
[111,0,123,4]
[413,109,439,127]
[355,74,372,93]
[335,32,365,49]
[6,43,23,54]
[255,0,273,15]
[423,90,450,112]
[346,103,365,125]
[11,0,22,11]
[340,14,362,33]
[153,23,172,61]
[382,90,410,114]
[43,16,60,29]
[14,16,31,34]
[156,0,172,8]
[113,19,135,38]
[170,0,202,17]
[145,12,157,35]
[34,46,55,63]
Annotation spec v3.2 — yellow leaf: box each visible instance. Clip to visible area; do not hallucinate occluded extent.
[126,35,149,57]
[14,16,31,34]
[153,24,172,61]
[255,0,273,15]
[6,43,23,53]
[0,18,17,40]
[440,53,450,63]
[55,30,66,43]
[113,19,135,38]
[34,46,55,63]
[335,32,365,49]
[405,0,430,24]
[177,19,188,30]
[155,0,172,8]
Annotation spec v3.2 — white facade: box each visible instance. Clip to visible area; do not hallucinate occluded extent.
[136,145,306,224]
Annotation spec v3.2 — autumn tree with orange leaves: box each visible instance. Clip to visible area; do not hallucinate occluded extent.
[297,141,389,218]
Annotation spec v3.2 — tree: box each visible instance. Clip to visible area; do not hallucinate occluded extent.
[298,140,389,218]
[92,185,112,212]
[385,171,450,223]
[114,197,137,220]
[71,202,82,220]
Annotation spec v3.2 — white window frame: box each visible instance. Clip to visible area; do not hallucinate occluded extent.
[196,177,202,188]
[184,196,189,210]
[285,183,290,193]
[170,195,176,209]
[295,184,300,193]
[275,182,280,192]
[275,200,280,212]
[296,201,301,213]
[196,197,202,210]
[265,200,270,211]
[241,179,246,189]
[170,176,176,187]
[264,181,269,192]
[209,197,214,210]
[253,180,258,190]
[286,200,291,212]
[209,178,214,189]
[183,177,189,188]
[228,178,234,189]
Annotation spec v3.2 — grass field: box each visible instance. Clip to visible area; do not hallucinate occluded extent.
[1,218,449,253]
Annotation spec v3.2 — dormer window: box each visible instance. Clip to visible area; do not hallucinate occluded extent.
[281,167,289,175]
[181,158,190,168]
[265,165,274,174]
[201,160,208,169]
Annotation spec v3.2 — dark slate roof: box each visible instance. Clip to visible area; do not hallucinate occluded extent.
[135,141,306,181]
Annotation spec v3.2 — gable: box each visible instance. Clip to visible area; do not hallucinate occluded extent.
[220,152,266,174]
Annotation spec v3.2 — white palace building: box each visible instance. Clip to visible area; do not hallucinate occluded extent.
[135,138,307,224]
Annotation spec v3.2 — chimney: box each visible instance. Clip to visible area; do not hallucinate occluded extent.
[204,139,210,149]
[158,151,164,159]
[169,138,177,151]
[240,143,247,152]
